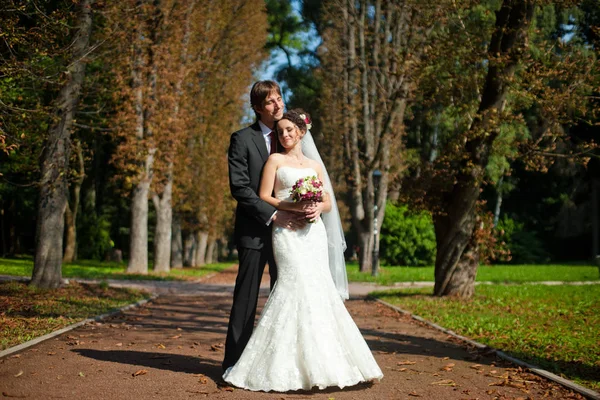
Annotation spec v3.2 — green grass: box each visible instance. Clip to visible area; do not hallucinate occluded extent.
[0,280,150,350]
[371,284,600,390]
[346,262,600,285]
[0,256,234,281]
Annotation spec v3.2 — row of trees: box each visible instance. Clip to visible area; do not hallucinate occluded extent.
[1,0,268,288]
[311,0,598,297]
[1,0,598,298]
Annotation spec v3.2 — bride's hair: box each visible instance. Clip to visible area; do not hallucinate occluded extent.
[278,109,311,133]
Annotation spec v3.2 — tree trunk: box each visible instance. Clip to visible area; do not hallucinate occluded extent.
[152,164,173,273]
[357,230,373,273]
[493,176,504,227]
[433,175,480,297]
[127,2,156,274]
[206,237,216,264]
[433,0,534,298]
[0,204,5,257]
[31,0,94,289]
[194,230,208,266]
[183,230,195,266]
[63,140,85,263]
[63,208,76,263]
[171,214,183,268]
[128,179,150,273]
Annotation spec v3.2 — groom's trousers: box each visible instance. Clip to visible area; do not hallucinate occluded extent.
[222,244,277,371]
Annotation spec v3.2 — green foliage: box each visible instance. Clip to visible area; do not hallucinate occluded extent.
[372,284,600,389]
[380,203,436,266]
[77,212,113,260]
[496,215,550,264]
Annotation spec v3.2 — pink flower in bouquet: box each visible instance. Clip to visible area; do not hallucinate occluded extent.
[290,175,324,203]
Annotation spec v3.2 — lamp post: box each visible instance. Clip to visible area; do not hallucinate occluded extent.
[372,169,382,277]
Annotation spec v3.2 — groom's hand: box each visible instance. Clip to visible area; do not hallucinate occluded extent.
[273,210,307,231]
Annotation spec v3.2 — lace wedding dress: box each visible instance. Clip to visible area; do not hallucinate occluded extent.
[222,166,383,392]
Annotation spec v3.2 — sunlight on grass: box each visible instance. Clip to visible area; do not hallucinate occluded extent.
[0,256,234,281]
[346,262,600,285]
[371,284,600,390]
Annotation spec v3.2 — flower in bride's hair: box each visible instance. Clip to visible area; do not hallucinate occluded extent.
[299,113,312,130]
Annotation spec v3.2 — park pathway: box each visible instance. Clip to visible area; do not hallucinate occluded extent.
[0,266,587,400]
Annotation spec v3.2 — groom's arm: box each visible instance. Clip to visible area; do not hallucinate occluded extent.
[228,131,276,225]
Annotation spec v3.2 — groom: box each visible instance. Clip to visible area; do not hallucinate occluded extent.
[222,80,304,372]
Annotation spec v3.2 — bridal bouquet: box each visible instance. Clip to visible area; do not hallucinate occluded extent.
[290,175,323,203]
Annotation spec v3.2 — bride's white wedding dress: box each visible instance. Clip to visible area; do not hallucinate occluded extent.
[222,166,383,392]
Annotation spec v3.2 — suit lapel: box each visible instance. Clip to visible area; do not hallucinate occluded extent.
[250,121,269,162]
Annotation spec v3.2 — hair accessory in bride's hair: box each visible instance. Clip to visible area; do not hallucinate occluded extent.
[299,114,312,130]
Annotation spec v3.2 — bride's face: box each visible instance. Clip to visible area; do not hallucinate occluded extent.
[277,119,304,149]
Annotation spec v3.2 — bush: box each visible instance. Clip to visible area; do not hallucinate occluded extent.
[495,215,549,264]
[77,212,114,261]
[380,202,436,266]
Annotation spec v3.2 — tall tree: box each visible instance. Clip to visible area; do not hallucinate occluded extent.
[31,0,95,288]
[320,0,440,272]
[404,0,598,297]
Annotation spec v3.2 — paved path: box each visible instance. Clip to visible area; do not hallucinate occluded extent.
[0,268,590,399]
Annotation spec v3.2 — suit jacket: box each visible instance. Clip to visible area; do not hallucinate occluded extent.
[228,121,277,249]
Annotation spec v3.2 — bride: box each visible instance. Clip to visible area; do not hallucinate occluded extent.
[222,109,383,392]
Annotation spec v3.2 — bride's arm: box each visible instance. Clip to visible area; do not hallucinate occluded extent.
[304,162,331,220]
[259,156,304,212]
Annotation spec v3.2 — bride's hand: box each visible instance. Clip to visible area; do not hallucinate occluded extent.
[304,202,324,222]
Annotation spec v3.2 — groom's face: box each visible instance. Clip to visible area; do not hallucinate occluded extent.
[256,91,284,127]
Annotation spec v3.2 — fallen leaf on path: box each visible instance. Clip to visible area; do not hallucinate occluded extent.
[399,368,407,372]
[469,364,482,370]
[397,360,416,365]
[170,334,182,339]
[408,391,421,397]
[14,370,23,377]
[78,372,85,377]
[440,363,455,371]
[9,355,21,359]
[197,374,208,384]
[155,343,166,349]
[132,369,148,377]
[430,379,457,386]
[2,392,26,398]
[47,352,56,356]
[115,343,123,347]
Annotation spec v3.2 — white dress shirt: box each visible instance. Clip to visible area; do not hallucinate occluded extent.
[258,120,277,226]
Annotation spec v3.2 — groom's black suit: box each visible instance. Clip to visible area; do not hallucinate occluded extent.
[223,121,278,371]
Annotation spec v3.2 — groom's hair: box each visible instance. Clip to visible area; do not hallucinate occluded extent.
[250,80,282,119]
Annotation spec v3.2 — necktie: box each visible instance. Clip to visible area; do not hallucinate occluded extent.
[269,131,276,155]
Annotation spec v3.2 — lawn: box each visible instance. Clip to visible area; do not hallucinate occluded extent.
[0,256,234,281]
[0,280,150,351]
[346,262,600,285]
[371,284,600,390]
